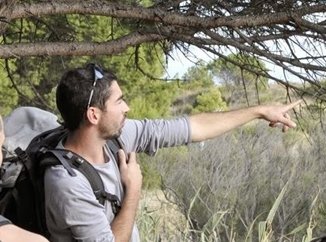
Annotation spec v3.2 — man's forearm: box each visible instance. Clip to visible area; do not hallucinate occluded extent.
[110,189,140,242]
[189,106,263,142]
[189,100,300,142]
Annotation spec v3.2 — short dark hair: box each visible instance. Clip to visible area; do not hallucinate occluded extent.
[56,63,117,131]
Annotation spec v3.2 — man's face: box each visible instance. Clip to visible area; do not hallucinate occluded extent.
[98,81,130,139]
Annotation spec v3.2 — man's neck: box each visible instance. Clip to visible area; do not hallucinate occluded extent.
[64,128,107,165]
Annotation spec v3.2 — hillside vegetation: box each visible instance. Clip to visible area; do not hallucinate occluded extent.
[136,61,326,241]
[1,50,324,241]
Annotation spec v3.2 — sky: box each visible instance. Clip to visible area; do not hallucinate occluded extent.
[165,47,212,78]
[165,46,303,83]
[165,11,326,83]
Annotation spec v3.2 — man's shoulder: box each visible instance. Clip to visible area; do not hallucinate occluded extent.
[121,118,152,134]
[44,165,91,192]
[123,119,143,129]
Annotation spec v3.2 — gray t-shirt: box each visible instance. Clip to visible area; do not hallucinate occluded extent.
[44,118,191,242]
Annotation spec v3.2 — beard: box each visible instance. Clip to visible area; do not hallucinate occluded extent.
[98,120,123,140]
[107,128,122,140]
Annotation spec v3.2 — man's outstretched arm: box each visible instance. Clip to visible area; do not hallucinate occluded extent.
[189,100,301,142]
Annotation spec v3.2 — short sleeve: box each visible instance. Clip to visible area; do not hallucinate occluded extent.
[44,166,115,242]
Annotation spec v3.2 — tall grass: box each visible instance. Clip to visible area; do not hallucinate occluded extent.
[138,185,321,242]
[138,121,326,241]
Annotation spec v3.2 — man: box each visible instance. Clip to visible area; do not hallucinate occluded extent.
[44,63,300,242]
[0,115,49,242]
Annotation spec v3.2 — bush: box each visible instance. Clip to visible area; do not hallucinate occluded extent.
[142,121,326,241]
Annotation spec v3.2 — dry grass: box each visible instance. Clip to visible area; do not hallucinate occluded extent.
[137,190,189,242]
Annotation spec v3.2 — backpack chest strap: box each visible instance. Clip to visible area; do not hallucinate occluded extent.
[94,191,121,215]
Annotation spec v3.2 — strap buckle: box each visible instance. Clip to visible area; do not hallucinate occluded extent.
[94,190,121,215]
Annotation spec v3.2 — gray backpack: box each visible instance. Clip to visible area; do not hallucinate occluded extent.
[0,107,121,237]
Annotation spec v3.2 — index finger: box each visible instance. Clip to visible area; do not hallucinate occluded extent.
[118,149,126,164]
[118,149,127,167]
[284,99,302,111]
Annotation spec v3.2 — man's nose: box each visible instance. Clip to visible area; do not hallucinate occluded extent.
[124,101,130,113]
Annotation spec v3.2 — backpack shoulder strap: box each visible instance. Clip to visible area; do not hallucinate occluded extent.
[44,149,76,177]
[107,137,126,163]
[43,149,121,214]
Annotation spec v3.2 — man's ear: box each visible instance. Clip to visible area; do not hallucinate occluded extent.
[85,107,101,125]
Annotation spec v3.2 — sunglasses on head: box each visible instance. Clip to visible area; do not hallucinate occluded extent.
[86,64,104,109]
